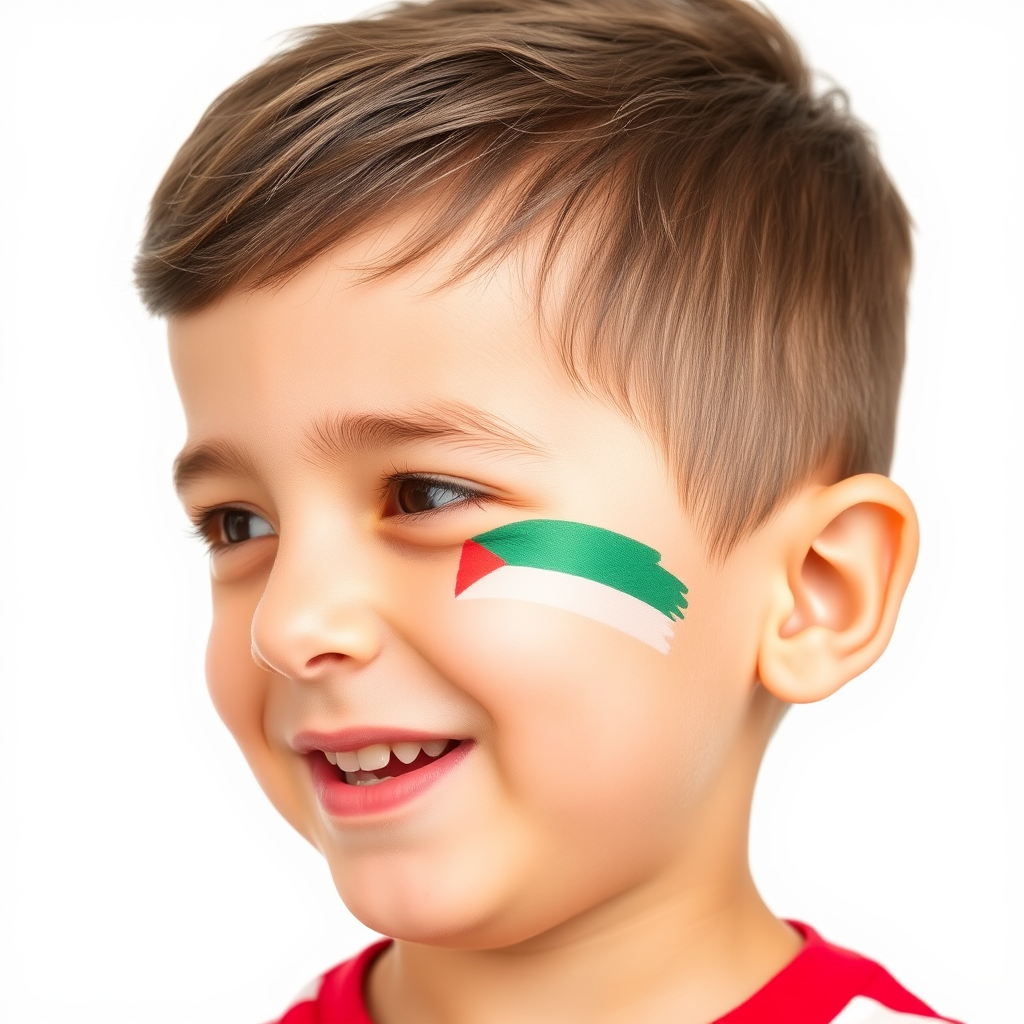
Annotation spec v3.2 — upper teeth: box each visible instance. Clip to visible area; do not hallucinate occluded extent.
[323,739,451,770]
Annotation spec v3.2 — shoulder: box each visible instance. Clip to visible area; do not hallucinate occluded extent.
[715,922,965,1024]
[264,939,392,1024]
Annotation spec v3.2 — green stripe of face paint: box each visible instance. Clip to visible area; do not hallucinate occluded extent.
[471,519,688,619]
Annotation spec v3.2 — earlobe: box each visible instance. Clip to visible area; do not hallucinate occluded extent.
[758,474,919,704]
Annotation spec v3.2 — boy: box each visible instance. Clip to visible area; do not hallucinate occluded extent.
[135,0,962,1020]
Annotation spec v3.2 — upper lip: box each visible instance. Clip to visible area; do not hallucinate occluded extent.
[292,727,465,753]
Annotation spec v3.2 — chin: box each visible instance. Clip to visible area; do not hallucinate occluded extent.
[324,845,548,948]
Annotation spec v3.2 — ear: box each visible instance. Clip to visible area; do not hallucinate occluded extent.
[757,474,919,704]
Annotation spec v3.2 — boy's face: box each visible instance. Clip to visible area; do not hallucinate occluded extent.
[170,229,777,947]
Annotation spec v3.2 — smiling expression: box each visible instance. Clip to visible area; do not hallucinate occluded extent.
[169,229,777,948]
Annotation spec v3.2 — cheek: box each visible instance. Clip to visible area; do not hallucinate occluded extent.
[388,597,749,943]
[205,585,312,836]
[205,586,266,744]
[411,591,735,834]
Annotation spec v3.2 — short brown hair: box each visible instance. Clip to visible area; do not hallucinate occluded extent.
[136,0,912,554]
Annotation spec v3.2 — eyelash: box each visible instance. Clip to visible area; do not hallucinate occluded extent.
[188,506,241,552]
[189,472,489,550]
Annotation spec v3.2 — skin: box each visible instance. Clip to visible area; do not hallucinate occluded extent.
[169,224,918,1024]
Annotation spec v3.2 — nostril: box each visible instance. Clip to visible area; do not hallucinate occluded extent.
[305,652,348,671]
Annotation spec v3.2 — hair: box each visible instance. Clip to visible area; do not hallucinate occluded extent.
[136,0,912,555]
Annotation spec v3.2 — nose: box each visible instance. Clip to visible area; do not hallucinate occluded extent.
[249,527,384,680]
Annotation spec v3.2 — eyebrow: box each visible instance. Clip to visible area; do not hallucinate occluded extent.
[173,439,262,496]
[173,402,548,495]
[306,403,550,464]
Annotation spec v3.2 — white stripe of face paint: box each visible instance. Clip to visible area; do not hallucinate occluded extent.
[456,564,674,653]
[830,996,946,1024]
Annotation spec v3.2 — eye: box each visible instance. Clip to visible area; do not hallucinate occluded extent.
[389,476,482,515]
[218,509,276,544]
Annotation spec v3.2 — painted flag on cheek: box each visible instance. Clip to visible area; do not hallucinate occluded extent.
[454,519,688,653]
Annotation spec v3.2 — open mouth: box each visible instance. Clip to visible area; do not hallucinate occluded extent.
[302,731,473,816]
[317,739,462,786]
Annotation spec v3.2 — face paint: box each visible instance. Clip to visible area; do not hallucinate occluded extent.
[455,519,688,653]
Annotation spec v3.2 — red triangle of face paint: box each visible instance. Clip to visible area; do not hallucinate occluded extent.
[455,540,506,595]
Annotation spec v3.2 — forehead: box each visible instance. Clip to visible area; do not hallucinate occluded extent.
[170,240,543,416]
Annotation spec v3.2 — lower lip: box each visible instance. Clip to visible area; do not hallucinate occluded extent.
[310,742,474,818]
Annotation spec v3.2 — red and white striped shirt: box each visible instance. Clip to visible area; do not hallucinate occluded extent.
[269,921,963,1024]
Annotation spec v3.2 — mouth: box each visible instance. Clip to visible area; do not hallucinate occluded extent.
[318,738,462,786]
[299,732,472,817]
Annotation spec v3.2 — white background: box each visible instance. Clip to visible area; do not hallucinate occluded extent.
[0,2,1020,1022]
